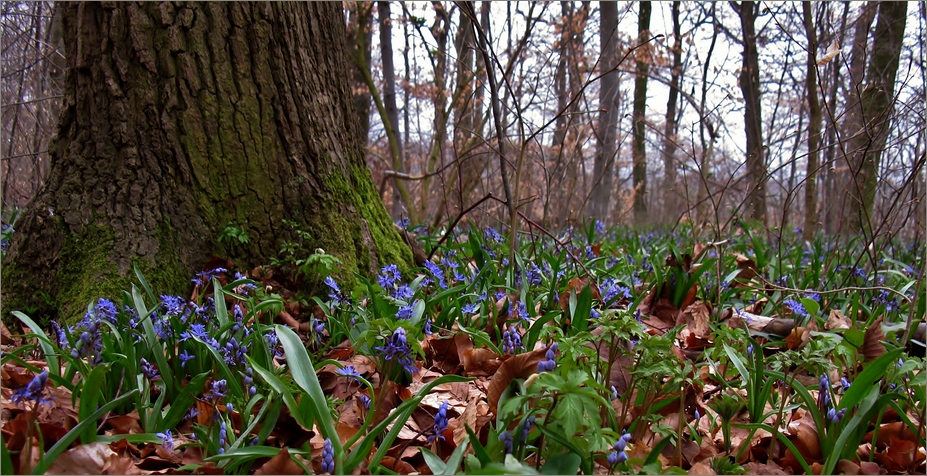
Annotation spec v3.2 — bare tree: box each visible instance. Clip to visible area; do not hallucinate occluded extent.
[631,1,651,223]
[733,1,767,225]
[802,2,822,240]
[589,1,620,222]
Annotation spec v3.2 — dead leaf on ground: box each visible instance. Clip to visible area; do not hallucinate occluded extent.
[254,448,305,475]
[825,309,851,330]
[45,442,115,474]
[862,316,885,361]
[487,346,551,412]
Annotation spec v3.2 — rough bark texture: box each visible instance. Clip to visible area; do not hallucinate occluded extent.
[589,0,619,222]
[2,2,413,324]
[737,1,766,225]
[631,1,651,223]
[802,2,821,241]
[842,1,907,235]
[377,1,406,220]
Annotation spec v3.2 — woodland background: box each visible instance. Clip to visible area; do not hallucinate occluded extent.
[2,1,925,236]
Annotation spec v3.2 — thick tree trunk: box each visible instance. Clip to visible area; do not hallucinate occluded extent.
[2,2,413,324]
[737,1,766,225]
[842,1,907,235]
[802,2,822,241]
[347,2,374,143]
[589,1,619,222]
[631,1,651,224]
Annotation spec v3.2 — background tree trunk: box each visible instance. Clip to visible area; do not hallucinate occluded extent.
[802,2,821,241]
[662,1,682,223]
[631,1,651,223]
[842,1,907,235]
[736,1,767,225]
[589,0,619,222]
[2,2,413,324]
[377,1,408,220]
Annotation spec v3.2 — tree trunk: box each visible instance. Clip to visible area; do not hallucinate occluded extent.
[802,2,822,240]
[378,2,407,220]
[662,1,683,223]
[737,1,766,225]
[2,2,413,324]
[842,1,907,235]
[589,0,619,222]
[347,2,374,143]
[631,1,651,223]
[822,2,851,235]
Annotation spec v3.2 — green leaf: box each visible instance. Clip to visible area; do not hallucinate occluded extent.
[420,447,446,475]
[541,452,581,475]
[442,435,470,475]
[32,389,138,475]
[839,348,903,412]
[132,285,174,397]
[275,325,341,457]
[161,372,210,430]
[466,424,492,466]
[247,357,312,430]
[78,364,111,444]
[12,311,59,379]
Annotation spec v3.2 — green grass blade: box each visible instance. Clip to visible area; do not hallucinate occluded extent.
[12,311,60,378]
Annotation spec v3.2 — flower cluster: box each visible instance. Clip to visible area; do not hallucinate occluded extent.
[428,401,449,442]
[375,327,418,376]
[321,438,335,473]
[11,370,51,407]
[192,267,227,287]
[502,326,523,354]
[140,358,160,381]
[499,430,513,454]
[324,276,349,307]
[423,261,447,289]
[484,226,504,244]
[818,375,846,423]
[783,298,808,318]
[608,432,631,465]
[156,429,174,451]
[537,343,558,372]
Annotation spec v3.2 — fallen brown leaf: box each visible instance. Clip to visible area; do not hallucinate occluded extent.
[862,316,885,361]
[487,346,551,412]
[254,448,305,475]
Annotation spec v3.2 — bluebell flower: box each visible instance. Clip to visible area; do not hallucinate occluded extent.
[590,308,601,319]
[611,385,619,400]
[156,429,174,451]
[337,366,360,377]
[140,358,160,381]
[192,267,227,287]
[50,321,69,350]
[395,304,414,320]
[321,438,335,473]
[840,377,851,389]
[511,301,529,321]
[428,401,449,442]
[226,403,234,413]
[222,337,247,366]
[160,295,186,317]
[218,421,227,448]
[537,343,558,372]
[184,406,201,422]
[358,394,371,408]
[11,370,51,406]
[897,358,904,369]
[614,432,631,452]
[93,298,119,323]
[375,327,418,375]
[324,276,348,307]
[694,409,701,420]
[179,349,195,368]
[594,220,606,236]
[484,226,504,243]
[524,263,543,286]
[461,302,478,315]
[607,451,620,465]
[211,379,228,399]
[393,284,414,301]
[378,264,402,290]
[783,298,808,318]
[747,345,754,356]
[424,319,434,336]
[424,261,447,289]
[499,431,513,454]
[502,327,522,354]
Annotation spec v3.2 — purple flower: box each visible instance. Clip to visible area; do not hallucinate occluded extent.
[321,438,335,473]
[211,379,228,399]
[499,430,513,454]
[178,349,195,368]
[192,267,227,287]
[484,226,504,243]
[156,429,174,451]
[160,295,186,317]
[337,366,360,377]
[393,284,414,301]
[502,327,523,354]
[140,358,160,381]
[375,327,418,376]
[11,370,51,406]
[428,401,449,442]
[614,432,631,452]
[324,276,348,307]
[424,319,434,335]
[424,261,447,289]
[378,264,402,290]
[784,298,808,318]
[395,304,414,320]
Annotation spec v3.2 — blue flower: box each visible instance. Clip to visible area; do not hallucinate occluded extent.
[461,302,479,315]
[93,299,119,323]
[499,430,513,454]
[156,429,174,451]
[160,295,186,317]
[502,326,523,354]
[484,226,504,243]
[537,343,557,372]
[395,304,414,320]
[428,401,449,442]
[378,264,402,290]
[840,377,851,389]
[375,327,418,376]
[784,298,808,318]
[321,438,335,473]
[594,220,606,236]
[192,267,227,287]
[424,261,447,289]
[614,432,631,452]
[393,284,414,301]
[140,358,160,381]
[337,366,360,377]
[178,349,195,368]
[324,276,348,307]
[211,379,228,399]
[747,345,754,356]
[218,421,227,447]
[11,370,51,406]
[424,319,434,335]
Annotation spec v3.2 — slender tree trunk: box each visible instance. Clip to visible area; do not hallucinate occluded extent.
[422,2,449,222]
[590,1,619,222]
[347,2,374,142]
[378,2,407,219]
[843,1,907,235]
[802,2,822,240]
[736,1,766,225]
[662,1,683,223]
[632,1,651,224]
[822,2,851,235]
[2,2,413,324]
[697,7,719,225]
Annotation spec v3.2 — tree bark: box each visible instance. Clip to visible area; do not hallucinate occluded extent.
[377,1,408,220]
[736,1,767,225]
[662,1,683,223]
[842,1,907,235]
[346,2,374,143]
[631,1,651,223]
[589,1,619,222]
[802,2,822,241]
[2,2,413,324]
